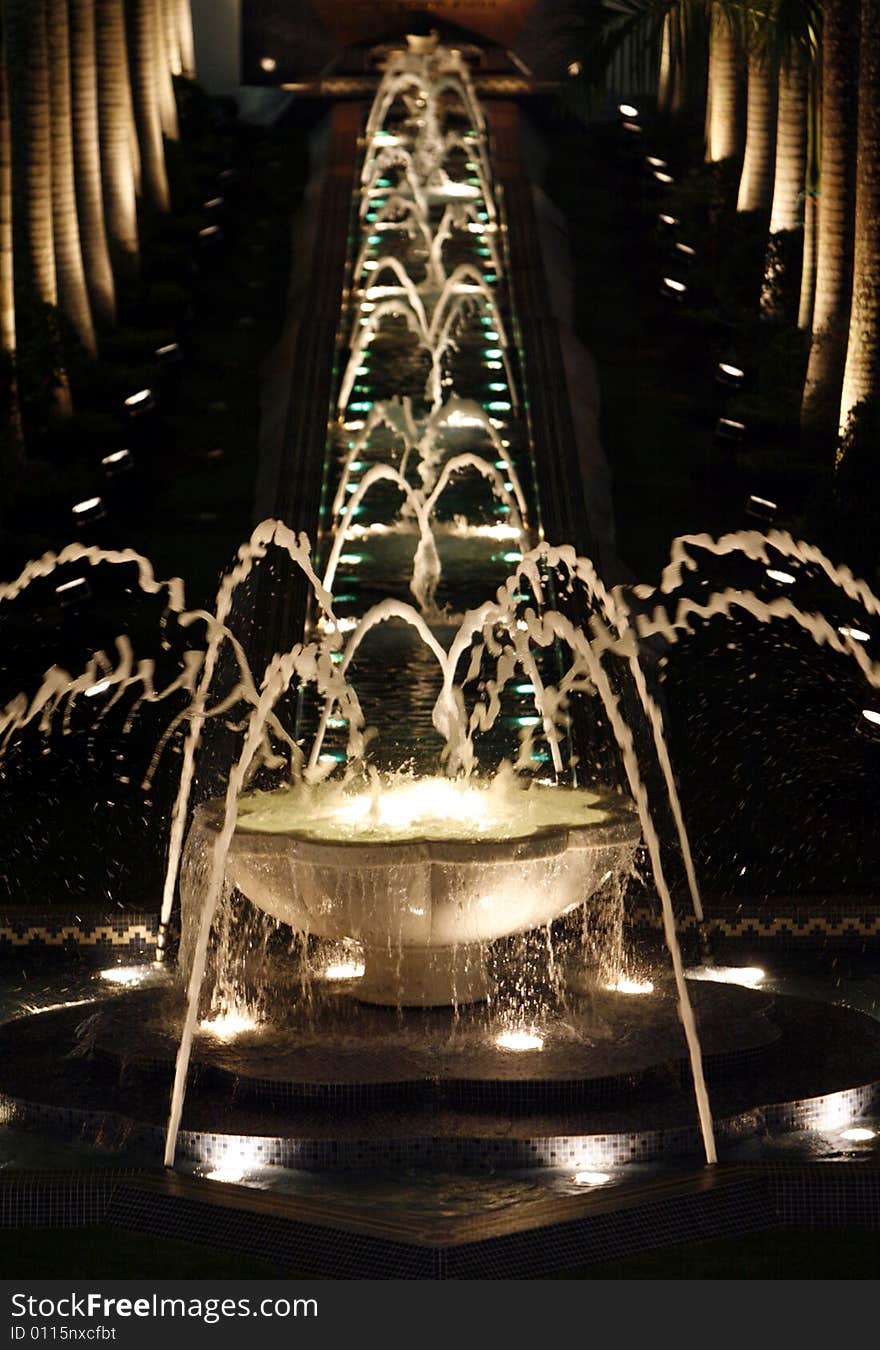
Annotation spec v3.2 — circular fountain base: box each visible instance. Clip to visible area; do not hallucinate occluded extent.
[2,976,880,1172]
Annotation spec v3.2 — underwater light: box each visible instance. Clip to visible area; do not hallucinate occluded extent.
[839,626,870,643]
[606,976,655,995]
[840,1127,876,1142]
[646,156,667,169]
[100,965,152,987]
[619,103,639,118]
[686,965,765,989]
[653,171,674,185]
[862,709,880,727]
[200,1010,257,1040]
[574,1171,611,1186]
[259,56,276,72]
[766,568,796,585]
[204,1139,264,1184]
[322,961,366,981]
[814,1092,855,1131]
[496,1029,544,1052]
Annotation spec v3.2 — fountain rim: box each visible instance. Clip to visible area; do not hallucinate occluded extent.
[194,790,641,865]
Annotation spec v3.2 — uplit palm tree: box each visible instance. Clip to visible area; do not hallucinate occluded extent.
[47,0,97,356]
[838,0,880,442]
[175,0,195,79]
[128,0,170,213]
[796,64,821,330]
[6,0,57,309]
[0,0,23,454]
[758,0,821,317]
[161,0,182,76]
[801,0,860,445]
[656,1,710,117]
[155,0,179,143]
[705,0,742,160]
[95,0,139,266]
[6,0,72,415]
[70,0,116,326]
[735,40,776,211]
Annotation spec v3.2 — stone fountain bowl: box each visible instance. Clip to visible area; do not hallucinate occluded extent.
[181,785,640,1007]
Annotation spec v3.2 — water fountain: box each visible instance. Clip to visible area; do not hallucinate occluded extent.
[2,36,880,1205]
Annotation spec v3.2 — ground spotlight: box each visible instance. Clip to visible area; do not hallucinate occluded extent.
[660,275,687,302]
[714,416,746,445]
[745,494,777,524]
[102,449,133,476]
[71,496,107,525]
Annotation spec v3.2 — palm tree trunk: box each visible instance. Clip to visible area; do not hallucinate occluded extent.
[670,10,686,116]
[801,0,860,445]
[838,0,880,440]
[161,0,181,75]
[768,53,808,232]
[705,2,741,161]
[6,0,56,306]
[175,0,195,79]
[70,0,116,326]
[0,2,24,455]
[154,0,179,141]
[96,0,139,265]
[760,52,808,317]
[798,189,818,329]
[6,0,72,415]
[47,0,97,357]
[658,12,673,113]
[736,49,777,213]
[127,0,170,213]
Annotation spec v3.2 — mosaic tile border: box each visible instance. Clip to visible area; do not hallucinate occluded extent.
[4,898,877,952]
[630,903,880,941]
[0,912,159,951]
[1,1163,879,1278]
[2,1079,877,1173]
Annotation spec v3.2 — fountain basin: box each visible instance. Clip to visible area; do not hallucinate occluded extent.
[181,782,640,1005]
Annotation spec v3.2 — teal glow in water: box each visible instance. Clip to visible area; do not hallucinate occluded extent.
[484,349,502,358]
[348,402,373,412]
[487,383,507,392]
[327,716,349,729]
[339,554,364,564]
[487,401,511,412]
[514,683,535,694]
[512,715,541,727]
